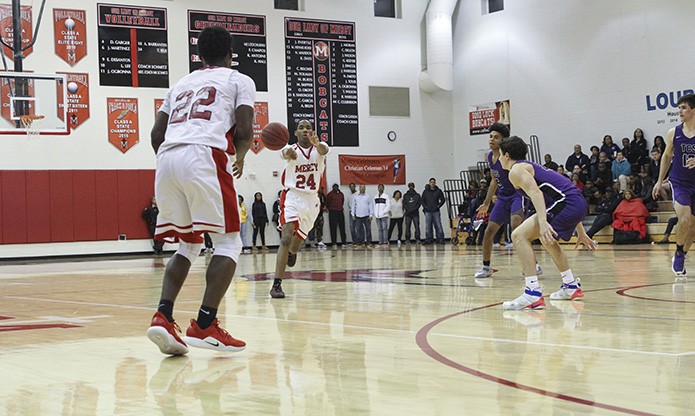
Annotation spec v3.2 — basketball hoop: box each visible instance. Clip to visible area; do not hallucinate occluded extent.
[19,115,44,139]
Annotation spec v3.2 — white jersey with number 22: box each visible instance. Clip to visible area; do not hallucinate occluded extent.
[281,143,327,195]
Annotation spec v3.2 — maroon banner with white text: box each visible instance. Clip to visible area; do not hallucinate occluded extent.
[469,99,510,135]
[339,154,405,185]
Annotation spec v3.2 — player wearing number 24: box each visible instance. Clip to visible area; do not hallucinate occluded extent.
[270,120,329,299]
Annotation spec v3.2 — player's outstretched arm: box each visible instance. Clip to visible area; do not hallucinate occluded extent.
[151,111,169,154]
[231,105,254,178]
[477,177,497,213]
[574,223,597,251]
[309,132,329,155]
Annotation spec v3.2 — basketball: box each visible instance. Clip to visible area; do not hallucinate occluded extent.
[261,122,290,151]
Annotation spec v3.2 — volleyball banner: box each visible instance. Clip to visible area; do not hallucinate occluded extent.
[0,5,32,59]
[469,99,510,135]
[53,9,87,66]
[56,72,89,130]
[107,97,139,153]
[250,101,268,154]
[338,154,405,185]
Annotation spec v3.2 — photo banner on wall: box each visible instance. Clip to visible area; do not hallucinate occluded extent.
[285,17,358,147]
[107,97,138,153]
[339,155,405,185]
[469,99,510,135]
[250,101,268,154]
[53,9,87,66]
[154,98,163,119]
[188,10,268,92]
[56,72,89,130]
[97,3,168,88]
[0,5,32,59]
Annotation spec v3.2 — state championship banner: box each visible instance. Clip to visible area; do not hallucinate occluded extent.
[339,154,405,185]
[469,99,510,135]
[250,101,268,154]
[107,97,138,153]
[53,9,87,66]
[0,5,32,59]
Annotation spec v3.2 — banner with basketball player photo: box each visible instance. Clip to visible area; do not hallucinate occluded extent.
[469,99,510,135]
[0,4,32,59]
[53,9,87,66]
[250,101,268,154]
[338,155,405,185]
[57,72,89,129]
[107,97,138,153]
[154,98,163,119]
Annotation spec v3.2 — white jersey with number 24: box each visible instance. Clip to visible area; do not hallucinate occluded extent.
[281,143,328,195]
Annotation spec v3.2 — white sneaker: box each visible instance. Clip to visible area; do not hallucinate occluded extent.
[504,242,514,249]
[317,242,326,248]
[492,243,501,248]
[549,279,584,300]
[474,266,493,278]
[502,287,545,310]
[536,264,543,275]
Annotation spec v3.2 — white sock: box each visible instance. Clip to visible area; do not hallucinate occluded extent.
[560,269,575,285]
[525,275,540,291]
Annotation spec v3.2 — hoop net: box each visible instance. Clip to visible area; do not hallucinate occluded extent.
[19,115,44,139]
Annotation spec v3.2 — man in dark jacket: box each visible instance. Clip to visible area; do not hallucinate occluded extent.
[326,183,347,247]
[403,182,422,244]
[565,144,591,175]
[421,178,446,244]
[142,196,164,255]
[586,188,622,238]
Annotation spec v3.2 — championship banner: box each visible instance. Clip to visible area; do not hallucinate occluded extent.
[339,154,405,185]
[53,9,87,66]
[469,99,510,135]
[250,101,268,154]
[0,5,32,59]
[57,72,89,129]
[107,97,138,153]
[154,98,163,119]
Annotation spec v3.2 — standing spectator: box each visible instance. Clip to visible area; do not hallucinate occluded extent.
[326,183,347,247]
[421,178,446,244]
[251,192,269,252]
[565,144,591,175]
[351,184,374,247]
[652,93,695,276]
[272,190,282,239]
[239,195,249,253]
[374,184,391,245]
[346,182,358,244]
[629,128,649,173]
[388,190,404,244]
[612,151,631,192]
[403,182,421,244]
[600,135,621,160]
[142,196,164,255]
[543,154,558,171]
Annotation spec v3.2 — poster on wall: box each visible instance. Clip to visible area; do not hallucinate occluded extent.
[0,5,32,59]
[469,99,510,135]
[188,10,267,92]
[97,4,168,88]
[56,72,89,129]
[107,97,138,153]
[250,101,268,154]
[338,154,405,185]
[53,9,87,66]
[285,18,358,147]
[154,98,163,119]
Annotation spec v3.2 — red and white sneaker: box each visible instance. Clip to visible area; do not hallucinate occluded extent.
[549,279,584,300]
[502,287,546,310]
[147,311,189,355]
[182,319,246,353]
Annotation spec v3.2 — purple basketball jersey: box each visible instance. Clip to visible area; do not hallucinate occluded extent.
[488,151,516,197]
[670,124,695,185]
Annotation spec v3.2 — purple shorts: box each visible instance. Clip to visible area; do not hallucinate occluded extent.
[546,195,587,241]
[489,193,524,225]
[670,180,695,216]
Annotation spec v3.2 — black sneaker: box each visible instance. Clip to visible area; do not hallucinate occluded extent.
[270,281,285,298]
[287,252,297,267]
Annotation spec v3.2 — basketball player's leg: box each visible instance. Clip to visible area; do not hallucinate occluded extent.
[475,197,510,277]
[510,198,542,275]
[502,215,545,310]
[671,191,694,275]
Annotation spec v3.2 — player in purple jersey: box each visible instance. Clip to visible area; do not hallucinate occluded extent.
[474,123,542,278]
[498,136,596,310]
[653,93,695,277]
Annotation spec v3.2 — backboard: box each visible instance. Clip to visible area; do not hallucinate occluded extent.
[0,72,69,135]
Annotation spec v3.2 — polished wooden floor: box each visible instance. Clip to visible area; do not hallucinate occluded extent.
[1,242,693,415]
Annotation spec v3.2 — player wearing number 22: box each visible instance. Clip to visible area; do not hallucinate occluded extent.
[270,120,329,299]
[146,26,256,355]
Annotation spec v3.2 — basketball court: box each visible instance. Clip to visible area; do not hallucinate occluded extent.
[1,244,692,415]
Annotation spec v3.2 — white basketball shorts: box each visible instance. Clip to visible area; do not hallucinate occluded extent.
[278,188,320,240]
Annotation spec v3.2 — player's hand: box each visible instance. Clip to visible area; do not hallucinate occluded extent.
[476,202,489,213]
[368,216,372,222]
[575,233,597,251]
[232,158,244,178]
[687,157,695,169]
[309,132,320,146]
[539,221,558,246]
[283,147,297,160]
[652,180,661,199]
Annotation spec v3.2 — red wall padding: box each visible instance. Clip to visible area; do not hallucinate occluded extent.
[0,170,155,244]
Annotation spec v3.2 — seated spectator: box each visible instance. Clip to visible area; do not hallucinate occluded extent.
[588,145,600,178]
[585,188,622,238]
[557,164,570,178]
[543,154,559,171]
[612,151,631,192]
[582,179,600,206]
[565,144,590,175]
[612,189,649,241]
[570,172,584,190]
[653,135,666,160]
[592,161,612,191]
[483,168,493,185]
[598,151,612,171]
[628,173,643,197]
[647,148,671,200]
[620,137,631,164]
[601,135,621,160]
[571,165,587,183]
[468,179,488,217]
[630,128,650,173]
